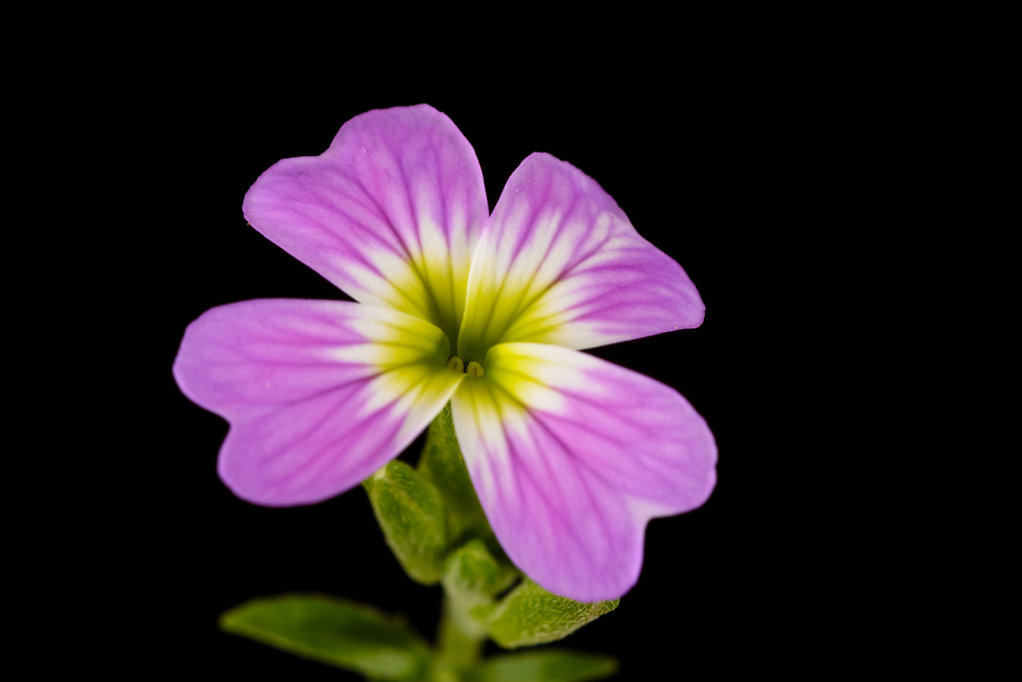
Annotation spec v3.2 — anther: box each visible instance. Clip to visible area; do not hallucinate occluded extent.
[447,356,465,372]
[467,360,485,378]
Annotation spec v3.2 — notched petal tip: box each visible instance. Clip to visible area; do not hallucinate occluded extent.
[241,104,489,342]
[451,342,717,601]
[174,299,463,507]
[459,151,705,356]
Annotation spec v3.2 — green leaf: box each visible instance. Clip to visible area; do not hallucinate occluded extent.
[219,593,430,680]
[471,650,619,682]
[364,459,447,584]
[442,539,519,599]
[486,580,619,648]
[418,403,492,545]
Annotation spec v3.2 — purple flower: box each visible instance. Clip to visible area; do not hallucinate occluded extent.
[173,105,716,601]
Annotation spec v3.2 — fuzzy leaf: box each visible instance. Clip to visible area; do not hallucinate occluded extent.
[364,460,447,584]
[470,649,619,681]
[487,581,619,648]
[220,594,430,680]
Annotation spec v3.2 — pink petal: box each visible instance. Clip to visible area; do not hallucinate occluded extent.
[242,105,488,344]
[450,343,716,601]
[458,153,704,360]
[173,299,463,506]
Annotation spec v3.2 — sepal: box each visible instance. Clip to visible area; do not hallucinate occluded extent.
[418,403,492,546]
[442,539,519,600]
[364,460,448,584]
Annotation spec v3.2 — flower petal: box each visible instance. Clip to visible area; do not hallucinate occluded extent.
[450,342,716,601]
[243,105,487,344]
[173,299,464,505]
[458,153,703,360]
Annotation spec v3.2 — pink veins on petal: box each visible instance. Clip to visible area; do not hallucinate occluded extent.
[172,104,717,602]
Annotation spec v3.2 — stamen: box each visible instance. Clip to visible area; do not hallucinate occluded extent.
[467,360,485,378]
[447,356,465,372]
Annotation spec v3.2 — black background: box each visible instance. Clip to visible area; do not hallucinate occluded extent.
[128,61,851,678]
[42,11,993,675]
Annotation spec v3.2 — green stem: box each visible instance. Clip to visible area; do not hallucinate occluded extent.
[435,590,486,678]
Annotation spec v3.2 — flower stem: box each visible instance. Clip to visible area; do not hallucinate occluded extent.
[435,590,486,678]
